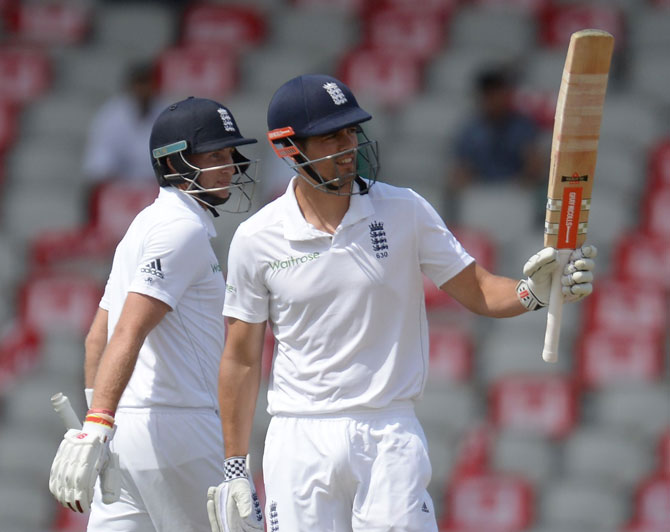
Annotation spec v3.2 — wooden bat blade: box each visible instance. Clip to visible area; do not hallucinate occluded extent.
[542,29,614,363]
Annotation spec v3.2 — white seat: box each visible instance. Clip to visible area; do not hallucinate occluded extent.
[19,90,101,144]
[563,426,653,488]
[426,47,518,97]
[266,7,358,57]
[92,2,176,57]
[492,430,557,485]
[600,92,666,152]
[593,383,670,439]
[416,381,480,435]
[0,424,62,479]
[1,182,85,242]
[630,51,670,107]
[6,135,85,186]
[458,184,536,247]
[448,5,536,56]
[628,7,670,51]
[539,478,627,530]
[522,49,568,92]
[479,319,572,383]
[0,480,54,530]
[586,183,636,252]
[53,46,132,98]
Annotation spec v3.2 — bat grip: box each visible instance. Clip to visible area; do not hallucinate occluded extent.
[51,393,82,430]
[542,249,573,363]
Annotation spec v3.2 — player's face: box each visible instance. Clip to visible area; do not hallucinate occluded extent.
[187,148,236,198]
[301,126,358,185]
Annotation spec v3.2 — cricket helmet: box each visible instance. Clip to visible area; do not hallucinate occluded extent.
[150,96,259,214]
[266,74,380,195]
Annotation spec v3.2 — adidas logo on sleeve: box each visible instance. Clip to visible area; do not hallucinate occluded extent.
[140,258,164,279]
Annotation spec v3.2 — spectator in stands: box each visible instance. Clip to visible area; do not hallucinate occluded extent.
[82,61,166,184]
[49,97,259,532]
[446,65,545,221]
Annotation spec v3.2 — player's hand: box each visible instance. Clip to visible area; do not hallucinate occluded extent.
[49,413,120,512]
[207,455,264,532]
[516,245,597,310]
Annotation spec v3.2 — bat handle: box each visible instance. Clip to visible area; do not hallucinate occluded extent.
[51,392,82,430]
[542,249,573,363]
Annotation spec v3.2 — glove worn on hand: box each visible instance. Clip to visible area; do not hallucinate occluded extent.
[49,411,120,512]
[516,245,597,311]
[207,455,264,532]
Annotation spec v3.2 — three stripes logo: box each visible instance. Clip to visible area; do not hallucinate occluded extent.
[140,258,164,279]
[269,501,279,531]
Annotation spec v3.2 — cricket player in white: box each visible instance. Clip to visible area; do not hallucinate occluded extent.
[207,75,597,532]
[49,97,260,531]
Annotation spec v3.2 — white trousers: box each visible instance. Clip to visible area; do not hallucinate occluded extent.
[87,407,223,532]
[262,403,438,532]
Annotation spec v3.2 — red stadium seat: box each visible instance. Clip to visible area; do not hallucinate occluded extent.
[614,232,670,290]
[30,224,111,271]
[538,3,624,48]
[51,504,88,531]
[442,474,534,532]
[0,322,41,394]
[583,278,667,336]
[576,329,665,389]
[0,46,51,103]
[156,46,238,101]
[660,429,670,475]
[647,138,670,192]
[628,476,670,531]
[180,3,266,50]
[471,0,550,15]
[640,186,670,241]
[18,273,103,336]
[429,327,473,383]
[4,2,90,45]
[362,5,448,60]
[489,374,578,438]
[337,47,423,108]
[0,99,18,153]
[291,0,367,12]
[89,181,157,244]
[450,424,496,481]
[368,0,457,18]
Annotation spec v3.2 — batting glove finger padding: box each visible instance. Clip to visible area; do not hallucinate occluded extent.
[562,245,597,302]
[207,455,264,532]
[49,417,118,513]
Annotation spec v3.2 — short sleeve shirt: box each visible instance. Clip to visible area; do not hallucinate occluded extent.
[224,178,473,415]
[100,187,226,408]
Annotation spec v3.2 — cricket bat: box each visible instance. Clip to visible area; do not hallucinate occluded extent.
[51,392,82,430]
[542,29,614,363]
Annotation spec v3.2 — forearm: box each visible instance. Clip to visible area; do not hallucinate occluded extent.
[474,272,527,318]
[90,327,145,411]
[219,354,262,457]
[84,308,108,388]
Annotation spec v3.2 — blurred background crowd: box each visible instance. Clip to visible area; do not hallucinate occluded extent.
[0,0,668,531]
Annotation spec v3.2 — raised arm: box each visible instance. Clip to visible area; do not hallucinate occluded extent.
[440,262,526,318]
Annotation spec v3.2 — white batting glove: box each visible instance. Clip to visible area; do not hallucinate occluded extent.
[49,412,120,512]
[207,455,264,532]
[516,245,597,310]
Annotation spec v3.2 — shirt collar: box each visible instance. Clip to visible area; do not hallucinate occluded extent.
[281,176,375,241]
[158,186,217,238]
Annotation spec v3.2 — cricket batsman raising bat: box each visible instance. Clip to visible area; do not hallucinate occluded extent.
[542,29,615,362]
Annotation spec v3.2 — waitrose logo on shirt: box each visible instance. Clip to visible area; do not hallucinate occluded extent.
[268,252,320,271]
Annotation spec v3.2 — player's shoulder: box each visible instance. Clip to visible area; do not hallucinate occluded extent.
[369,181,425,203]
[235,194,285,237]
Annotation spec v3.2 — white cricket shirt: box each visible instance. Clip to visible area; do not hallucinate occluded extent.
[100,187,226,409]
[224,178,474,415]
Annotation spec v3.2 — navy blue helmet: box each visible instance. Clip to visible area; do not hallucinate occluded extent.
[267,74,379,195]
[150,97,258,213]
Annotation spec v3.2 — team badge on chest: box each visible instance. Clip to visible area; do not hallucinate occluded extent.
[369,220,389,259]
